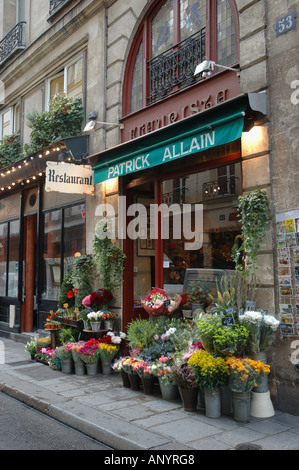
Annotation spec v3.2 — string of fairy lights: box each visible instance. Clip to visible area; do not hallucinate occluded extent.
[0,145,66,193]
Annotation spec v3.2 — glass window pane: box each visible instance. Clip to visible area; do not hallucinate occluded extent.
[42,210,62,300]
[152,0,174,57]
[162,163,242,300]
[50,74,64,100]
[2,109,11,138]
[131,42,143,113]
[217,0,236,66]
[180,0,206,41]
[7,220,20,297]
[0,223,7,296]
[63,204,86,271]
[67,57,83,99]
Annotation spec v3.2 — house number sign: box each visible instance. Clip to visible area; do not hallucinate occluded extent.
[276,11,296,36]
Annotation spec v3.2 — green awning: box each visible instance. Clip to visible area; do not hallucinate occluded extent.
[93,97,248,184]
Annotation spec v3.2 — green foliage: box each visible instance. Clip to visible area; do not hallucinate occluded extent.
[58,269,74,308]
[126,318,157,351]
[0,133,21,168]
[24,94,84,155]
[93,237,126,292]
[233,189,271,273]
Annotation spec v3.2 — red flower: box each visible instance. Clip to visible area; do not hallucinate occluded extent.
[67,291,74,299]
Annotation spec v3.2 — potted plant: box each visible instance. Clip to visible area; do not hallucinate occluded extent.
[188,349,229,418]
[170,362,198,411]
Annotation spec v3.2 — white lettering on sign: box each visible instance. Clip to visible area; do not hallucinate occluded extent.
[162,131,215,161]
[108,154,150,178]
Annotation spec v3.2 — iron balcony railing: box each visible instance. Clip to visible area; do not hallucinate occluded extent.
[0,22,26,66]
[49,0,72,16]
[147,28,206,104]
[203,176,239,199]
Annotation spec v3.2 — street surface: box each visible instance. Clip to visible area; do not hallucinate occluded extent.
[0,392,112,450]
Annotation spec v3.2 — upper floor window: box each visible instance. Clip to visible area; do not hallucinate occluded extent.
[123,0,238,115]
[0,103,21,140]
[47,56,83,107]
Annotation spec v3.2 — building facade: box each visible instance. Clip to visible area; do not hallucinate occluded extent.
[0,0,298,413]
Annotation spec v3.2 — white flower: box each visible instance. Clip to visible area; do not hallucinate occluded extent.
[111,336,121,344]
[87,311,103,321]
[239,311,263,324]
[120,332,126,339]
[263,315,280,330]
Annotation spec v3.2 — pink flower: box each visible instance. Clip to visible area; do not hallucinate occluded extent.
[159,355,170,362]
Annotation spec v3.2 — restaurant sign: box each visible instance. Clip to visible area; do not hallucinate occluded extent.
[46,162,94,195]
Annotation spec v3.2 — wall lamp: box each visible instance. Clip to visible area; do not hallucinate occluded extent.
[83,111,124,132]
[194,60,240,78]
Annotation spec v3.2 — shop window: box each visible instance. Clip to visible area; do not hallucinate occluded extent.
[0,219,20,298]
[41,203,86,301]
[124,0,238,114]
[47,56,83,105]
[162,163,242,294]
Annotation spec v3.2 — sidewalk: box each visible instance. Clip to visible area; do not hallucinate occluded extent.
[0,336,299,451]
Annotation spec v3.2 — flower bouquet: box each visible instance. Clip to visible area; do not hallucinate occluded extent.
[142,288,182,316]
[133,360,153,378]
[151,355,175,385]
[120,356,140,374]
[226,356,270,392]
[98,343,119,362]
[102,311,119,321]
[82,289,113,310]
[239,311,280,354]
[77,338,100,364]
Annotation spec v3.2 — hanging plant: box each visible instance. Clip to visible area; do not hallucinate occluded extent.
[93,218,126,292]
[233,189,271,273]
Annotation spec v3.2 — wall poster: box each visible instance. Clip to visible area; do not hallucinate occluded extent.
[276,210,299,336]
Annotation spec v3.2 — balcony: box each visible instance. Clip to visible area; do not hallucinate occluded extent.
[147,28,206,104]
[0,22,26,66]
[203,176,239,200]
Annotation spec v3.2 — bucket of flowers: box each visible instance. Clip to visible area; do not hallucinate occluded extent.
[226,356,271,422]
[98,342,119,375]
[102,311,119,330]
[152,355,179,400]
[119,356,141,390]
[133,361,155,395]
[77,338,101,375]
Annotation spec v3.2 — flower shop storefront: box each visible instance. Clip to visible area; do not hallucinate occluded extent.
[91,93,267,327]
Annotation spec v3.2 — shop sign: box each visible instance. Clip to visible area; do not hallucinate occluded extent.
[94,111,244,184]
[45,162,94,195]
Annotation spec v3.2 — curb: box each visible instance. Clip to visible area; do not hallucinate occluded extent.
[0,380,171,451]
